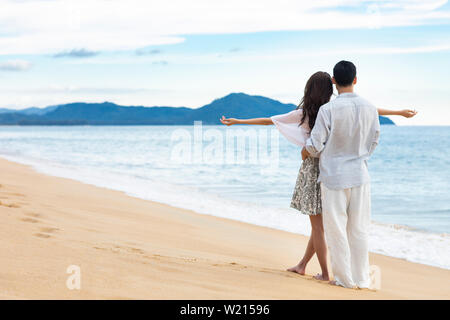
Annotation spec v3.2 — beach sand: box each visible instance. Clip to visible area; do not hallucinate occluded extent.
[0,158,448,299]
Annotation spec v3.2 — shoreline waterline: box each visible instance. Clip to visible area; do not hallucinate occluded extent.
[1,152,449,270]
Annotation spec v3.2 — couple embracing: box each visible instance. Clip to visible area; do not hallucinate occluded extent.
[221,61,416,288]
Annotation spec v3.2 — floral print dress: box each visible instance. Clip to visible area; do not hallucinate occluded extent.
[290,157,321,215]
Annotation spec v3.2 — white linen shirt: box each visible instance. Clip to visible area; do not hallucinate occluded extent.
[305,93,380,190]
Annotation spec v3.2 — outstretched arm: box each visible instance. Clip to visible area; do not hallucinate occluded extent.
[377,108,417,118]
[220,115,273,126]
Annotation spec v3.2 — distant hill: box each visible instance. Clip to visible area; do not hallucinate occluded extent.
[0,93,395,125]
[0,105,58,115]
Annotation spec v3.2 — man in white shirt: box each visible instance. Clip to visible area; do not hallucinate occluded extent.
[302,61,380,288]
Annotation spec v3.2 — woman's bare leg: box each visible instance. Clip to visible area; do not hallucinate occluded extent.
[287,214,329,279]
[310,214,330,281]
[287,227,316,275]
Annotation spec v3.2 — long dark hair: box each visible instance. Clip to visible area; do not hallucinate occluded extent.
[297,71,333,131]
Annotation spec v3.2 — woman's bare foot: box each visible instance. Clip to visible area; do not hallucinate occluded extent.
[287,263,306,275]
[313,273,330,281]
[328,280,338,286]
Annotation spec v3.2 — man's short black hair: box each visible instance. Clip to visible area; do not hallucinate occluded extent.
[333,60,356,87]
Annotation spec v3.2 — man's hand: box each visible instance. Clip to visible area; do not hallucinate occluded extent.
[399,109,418,118]
[301,147,310,161]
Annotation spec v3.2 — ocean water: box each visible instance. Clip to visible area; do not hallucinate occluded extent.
[0,125,449,269]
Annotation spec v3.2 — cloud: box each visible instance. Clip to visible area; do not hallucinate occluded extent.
[174,43,450,65]
[0,85,172,95]
[152,60,168,65]
[0,0,449,55]
[354,44,450,55]
[136,48,162,55]
[53,48,99,58]
[375,0,448,11]
[0,85,177,110]
[0,59,32,71]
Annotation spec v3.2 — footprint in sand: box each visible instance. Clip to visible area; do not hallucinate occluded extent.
[25,212,41,218]
[20,217,40,223]
[95,244,147,256]
[7,203,21,208]
[34,233,51,238]
[39,227,59,233]
[93,246,107,251]
[0,200,21,208]
[128,247,145,255]
[4,192,25,198]
[33,227,59,239]
[143,254,197,265]
[212,261,246,269]
[258,268,298,278]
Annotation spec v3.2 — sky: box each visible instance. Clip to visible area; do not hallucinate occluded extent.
[0,0,449,125]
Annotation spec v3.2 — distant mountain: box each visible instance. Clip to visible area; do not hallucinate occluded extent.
[0,93,395,125]
[379,115,395,125]
[191,93,296,123]
[0,105,58,115]
[18,106,59,115]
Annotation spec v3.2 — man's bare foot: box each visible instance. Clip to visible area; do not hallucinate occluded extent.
[287,263,306,275]
[313,273,330,281]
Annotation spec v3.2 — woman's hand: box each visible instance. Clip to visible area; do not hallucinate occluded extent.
[220,116,239,126]
[399,109,418,118]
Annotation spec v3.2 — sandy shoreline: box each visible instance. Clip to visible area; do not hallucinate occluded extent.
[0,158,448,299]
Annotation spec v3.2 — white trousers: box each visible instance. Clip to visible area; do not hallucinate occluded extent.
[321,183,371,288]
